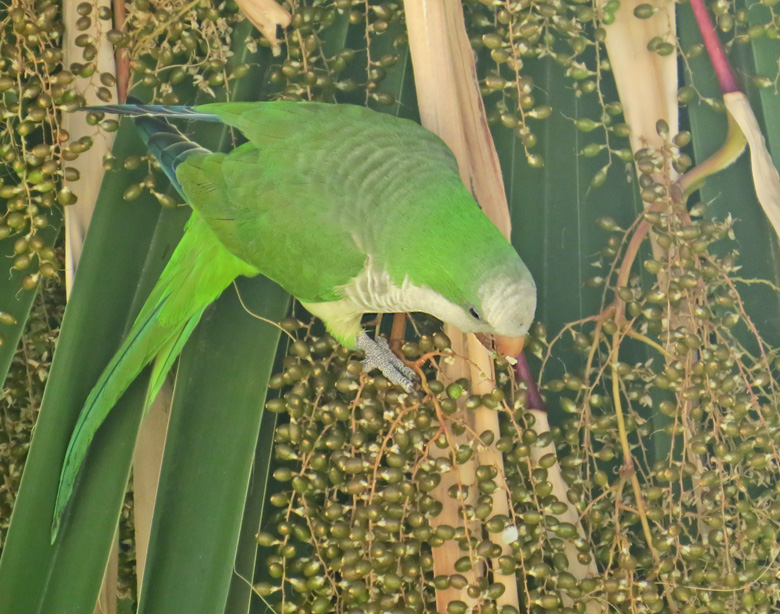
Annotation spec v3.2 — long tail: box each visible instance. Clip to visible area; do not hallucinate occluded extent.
[52,115,255,540]
[82,102,222,123]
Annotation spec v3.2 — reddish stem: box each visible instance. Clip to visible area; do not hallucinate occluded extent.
[113,0,130,102]
[389,313,406,354]
[688,0,740,94]
[513,352,546,412]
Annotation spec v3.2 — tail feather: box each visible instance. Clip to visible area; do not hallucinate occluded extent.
[52,100,254,540]
[145,309,205,409]
[79,103,221,122]
[52,216,256,540]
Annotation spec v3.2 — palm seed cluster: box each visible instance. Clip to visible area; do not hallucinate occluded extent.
[120,0,247,101]
[530,124,780,613]
[256,326,605,614]
[255,174,780,614]
[0,0,74,293]
[463,0,780,172]
[463,0,620,170]
[265,0,407,107]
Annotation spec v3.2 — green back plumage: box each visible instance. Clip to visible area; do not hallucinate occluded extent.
[179,102,516,306]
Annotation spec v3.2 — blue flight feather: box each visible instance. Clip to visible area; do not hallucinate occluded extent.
[132,115,210,195]
[75,98,220,194]
[79,102,221,122]
[76,100,213,195]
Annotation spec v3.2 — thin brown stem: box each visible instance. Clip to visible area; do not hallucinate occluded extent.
[113,0,130,102]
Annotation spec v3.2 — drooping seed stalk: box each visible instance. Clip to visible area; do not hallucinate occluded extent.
[684,0,780,242]
[63,3,120,610]
[466,334,519,611]
[63,0,118,293]
[403,1,519,611]
[513,355,601,613]
[677,110,746,197]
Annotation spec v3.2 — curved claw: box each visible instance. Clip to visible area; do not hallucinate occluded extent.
[356,332,418,392]
[373,336,417,381]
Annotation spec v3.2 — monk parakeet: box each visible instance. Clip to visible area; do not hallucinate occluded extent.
[52,101,536,539]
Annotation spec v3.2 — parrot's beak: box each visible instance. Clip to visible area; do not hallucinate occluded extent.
[475,333,525,359]
[497,335,525,358]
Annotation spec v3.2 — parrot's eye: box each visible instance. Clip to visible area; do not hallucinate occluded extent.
[468,306,483,321]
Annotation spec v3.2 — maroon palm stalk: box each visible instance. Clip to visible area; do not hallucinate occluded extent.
[689,0,740,94]
[513,352,546,411]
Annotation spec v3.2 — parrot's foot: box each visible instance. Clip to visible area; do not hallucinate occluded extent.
[356,332,418,392]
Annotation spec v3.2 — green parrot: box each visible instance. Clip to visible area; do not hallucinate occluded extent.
[52,101,536,539]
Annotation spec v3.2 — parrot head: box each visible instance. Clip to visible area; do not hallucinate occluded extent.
[473,266,536,337]
[466,265,536,357]
[418,255,537,358]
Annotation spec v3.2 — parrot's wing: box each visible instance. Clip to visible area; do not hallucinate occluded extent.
[176,148,368,303]
[195,101,456,163]
[184,102,486,300]
[85,101,458,167]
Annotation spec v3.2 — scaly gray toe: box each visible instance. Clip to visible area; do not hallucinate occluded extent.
[357,332,417,392]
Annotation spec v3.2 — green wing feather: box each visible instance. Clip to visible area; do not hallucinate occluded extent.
[52,215,257,539]
[184,101,510,306]
[177,148,368,302]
